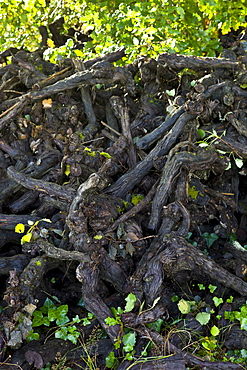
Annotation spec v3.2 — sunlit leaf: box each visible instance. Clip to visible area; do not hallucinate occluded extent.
[15,223,25,233]
[210,325,220,336]
[65,165,70,176]
[195,312,211,325]
[94,235,103,240]
[178,299,191,314]
[124,293,136,313]
[21,232,32,244]
[212,297,223,307]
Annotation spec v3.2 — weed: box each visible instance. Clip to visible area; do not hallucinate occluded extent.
[28,297,94,344]
[197,129,244,169]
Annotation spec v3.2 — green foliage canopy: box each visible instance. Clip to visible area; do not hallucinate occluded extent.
[0,0,247,61]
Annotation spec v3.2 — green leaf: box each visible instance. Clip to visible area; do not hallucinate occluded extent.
[111,306,123,317]
[105,351,117,368]
[171,295,179,302]
[210,325,220,336]
[47,308,58,322]
[56,305,68,316]
[56,315,70,326]
[27,330,40,341]
[226,296,234,304]
[66,38,74,48]
[198,284,205,290]
[82,318,91,326]
[195,312,211,325]
[124,293,137,313]
[67,333,79,344]
[201,336,217,350]
[125,352,134,360]
[208,284,217,293]
[202,233,219,247]
[146,318,164,333]
[197,129,206,138]
[43,317,51,326]
[241,349,247,358]
[188,185,199,200]
[105,317,119,326]
[131,194,144,205]
[32,311,45,327]
[64,165,70,176]
[114,337,121,349]
[122,331,136,352]
[178,299,191,314]
[240,317,247,331]
[72,315,81,323]
[212,297,223,307]
[55,327,68,340]
[41,298,56,314]
[77,297,85,307]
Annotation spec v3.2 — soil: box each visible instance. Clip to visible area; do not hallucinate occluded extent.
[1,24,247,370]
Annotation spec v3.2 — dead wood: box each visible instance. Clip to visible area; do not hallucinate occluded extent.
[1,32,247,369]
[158,52,239,71]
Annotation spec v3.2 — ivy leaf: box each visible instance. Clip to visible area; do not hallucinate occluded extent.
[212,297,223,307]
[27,330,40,341]
[202,232,219,247]
[72,315,81,323]
[47,308,58,322]
[208,284,217,293]
[198,284,205,290]
[56,315,70,326]
[55,327,67,340]
[56,305,68,316]
[67,333,79,344]
[41,298,56,314]
[32,311,45,327]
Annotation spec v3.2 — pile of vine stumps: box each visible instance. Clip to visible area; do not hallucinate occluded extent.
[2,34,247,370]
